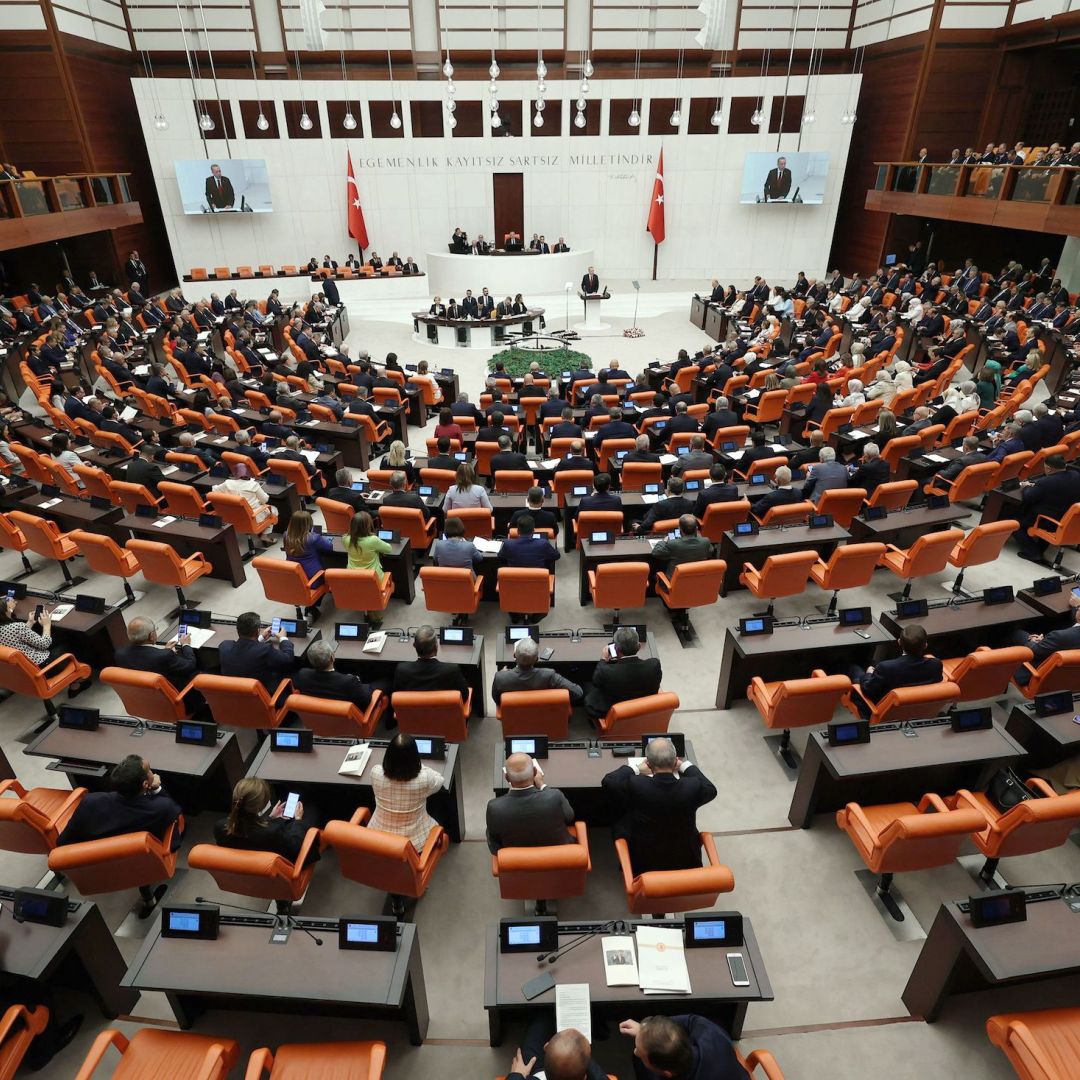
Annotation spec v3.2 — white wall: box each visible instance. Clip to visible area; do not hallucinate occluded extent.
[134,73,858,289]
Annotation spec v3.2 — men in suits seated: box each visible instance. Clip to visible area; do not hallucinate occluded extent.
[787,430,825,474]
[664,401,700,439]
[272,435,323,488]
[505,232,523,251]
[624,434,661,465]
[99,404,141,446]
[601,735,716,875]
[847,624,942,719]
[115,616,196,691]
[230,428,269,470]
[585,626,662,719]
[986,422,1025,463]
[595,407,637,448]
[294,639,375,709]
[801,445,848,502]
[491,636,583,705]
[671,435,715,477]
[392,625,469,698]
[548,407,583,442]
[450,228,470,252]
[1009,606,1080,685]
[637,477,695,534]
[620,1015,746,1080]
[554,439,597,475]
[506,1021,606,1080]
[848,441,889,495]
[124,442,166,496]
[382,470,433,521]
[934,435,987,485]
[752,466,801,518]
[368,251,383,270]
[477,410,511,445]
[650,515,713,576]
[325,467,366,511]
[553,238,570,252]
[1016,453,1080,562]
[219,611,294,691]
[694,465,739,517]
[703,396,740,440]
[578,472,622,514]
[539,386,570,420]
[172,432,214,470]
[1029,401,1064,449]
[501,514,559,572]
[510,487,558,536]
[733,430,774,474]
[472,236,489,255]
[486,752,575,857]
[426,437,459,475]
[490,435,531,477]
[57,754,183,915]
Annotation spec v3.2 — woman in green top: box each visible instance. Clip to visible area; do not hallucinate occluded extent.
[345,511,393,626]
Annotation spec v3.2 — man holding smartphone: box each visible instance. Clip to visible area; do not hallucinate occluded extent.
[584,627,662,720]
[218,611,295,691]
[491,637,583,705]
[115,616,197,691]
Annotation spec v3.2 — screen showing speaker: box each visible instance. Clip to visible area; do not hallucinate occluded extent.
[175,159,272,215]
[740,151,830,205]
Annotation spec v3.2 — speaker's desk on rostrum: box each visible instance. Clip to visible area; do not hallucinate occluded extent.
[903,890,1080,1022]
[24,714,245,813]
[715,620,892,709]
[719,523,850,592]
[1005,695,1080,767]
[878,596,1044,657]
[0,885,137,1019]
[247,736,464,842]
[788,715,1026,828]
[122,914,429,1043]
[334,632,488,718]
[490,738,693,825]
[847,504,971,549]
[117,513,246,588]
[484,917,771,1045]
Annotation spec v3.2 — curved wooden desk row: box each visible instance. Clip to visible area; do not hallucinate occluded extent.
[183,268,425,283]
[413,307,545,330]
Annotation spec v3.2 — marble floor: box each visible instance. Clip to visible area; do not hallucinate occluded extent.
[2,281,1076,1078]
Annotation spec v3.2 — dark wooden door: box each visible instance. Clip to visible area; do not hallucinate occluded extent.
[492,173,524,248]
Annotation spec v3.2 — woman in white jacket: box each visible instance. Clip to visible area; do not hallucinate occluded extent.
[890,360,915,393]
[836,378,866,409]
[866,368,895,404]
[220,462,277,543]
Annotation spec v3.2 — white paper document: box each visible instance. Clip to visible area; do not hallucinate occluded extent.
[640,493,660,504]
[176,626,216,649]
[338,743,371,777]
[659,454,678,466]
[473,537,504,554]
[555,983,592,1044]
[152,516,177,528]
[602,936,639,986]
[636,925,692,994]
[923,453,948,463]
[49,604,74,622]
[38,499,63,509]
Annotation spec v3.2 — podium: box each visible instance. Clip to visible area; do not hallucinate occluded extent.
[577,291,610,332]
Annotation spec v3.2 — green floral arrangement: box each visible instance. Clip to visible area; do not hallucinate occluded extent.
[487,345,592,379]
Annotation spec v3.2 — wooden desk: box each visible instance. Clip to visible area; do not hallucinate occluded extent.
[979,484,1021,525]
[1016,583,1076,623]
[579,536,658,605]
[248,737,464,841]
[564,494,646,551]
[334,634,488,718]
[879,597,1043,656]
[490,738,692,825]
[323,536,415,603]
[715,621,892,709]
[12,492,125,543]
[24,715,245,813]
[902,895,1080,1022]
[704,304,727,342]
[848,504,971,548]
[718,524,850,592]
[123,915,429,1043]
[116,513,246,587]
[484,917,771,1044]
[0,886,137,1018]
[1004,700,1080,766]
[10,594,126,672]
[223,410,376,470]
[494,631,660,673]
[787,719,1025,828]
[690,295,708,330]
[166,618,321,670]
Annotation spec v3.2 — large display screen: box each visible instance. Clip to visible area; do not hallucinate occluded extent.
[175,159,272,214]
[740,151,830,205]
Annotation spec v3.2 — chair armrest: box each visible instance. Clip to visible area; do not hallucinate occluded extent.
[74,1030,129,1080]
[811,668,829,679]
[293,827,323,876]
[743,1049,786,1080]
[53,786,88,824]
[656,572,673,593]
[268,679,293,707]
[571,821,592,870]
[918,792,950,814]
[0,1003,42,1043]
[614,837,635,890]
[37,652,80,677]
[838,802,881,856]
[463,687,473,713]
[194,1045,235,1080]
[0,779,28,798]
[1027,777,1057,798]
[1020,662,1039,679]
[1032,514,1061,531]
[307,569,325,588]
[349,806,372,827]
[700,833,723,867]
[418,825,448,867]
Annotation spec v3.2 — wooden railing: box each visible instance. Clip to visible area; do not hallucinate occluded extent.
[865,162,1080,235]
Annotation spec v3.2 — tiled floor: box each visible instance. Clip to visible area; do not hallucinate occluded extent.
[2,280,1075,1078]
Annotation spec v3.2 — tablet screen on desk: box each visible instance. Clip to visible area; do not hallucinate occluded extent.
[1032,576,1062,596]
[738,617,772,636]
[839,606,872,628]
[377,530,397,542]
[59,705,99,730]
[414,736,446,759]
[734,522,758,536]
[335,623,368,640]
[505,735,549,759]
[643,484,661,494]
[1034,690,1074,717]
[749,474,768,486]
[983,585,1014,606]
[684,913,744,947]
[572,486,589,497]
[338,916,397,950]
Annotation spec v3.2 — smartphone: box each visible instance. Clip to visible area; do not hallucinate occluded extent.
[33,604,44,621]
[282,792,300,819]
[727,952,750,987]
[605,643,618,660]
[853,629,872,640]
[522,970,556,1000]
[540,646,555,661]
[271,616,282,636]
[5,589,14,602]
[1073,716,1080,726]
[177,624,188,640]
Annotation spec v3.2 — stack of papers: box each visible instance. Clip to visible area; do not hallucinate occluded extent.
[362,631,387,654]
[152,516,177,528]
[50,604,74,622]
[636,925,691,994]
[339,743,372,777]
[923,453,948,463]
[640,493,660,504]
[659,454,678,466]
[603,936,640,986]
[474,537,504,555]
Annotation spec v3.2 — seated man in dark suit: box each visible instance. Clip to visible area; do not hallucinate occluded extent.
[800,446,848,502]
[578,471,622,514]
[547,407,582,442]
[1029,401,1064,449]
[1016,453,1080,561]
[620,1015,745,1080]
[426,436,459,475]
[623,434,661,465]
[601,735,716,874]
[752,466,802,519]
[509,487,558,536]
[506,1022,607,1080]
[477,410,511,445]
[847,624,943,719]
[218,610,295,692]
[650,515,713,577]
[57,754,183,916]
[391,625,469,698]
[594,408,637,447]
[702,396,740,440]
[637,477,695,534]
[500,515,560,573]
[490,435,531,477]
[294,639,375,710]
[787,430,825,473]
[671,435,715,477]
[382,470,434,521]
[934,435,987,485]
[114,616,196,692]
[1009,605,1080,685]
[325,467,366,511]
[663,401,700,440]
[694,464,739,517]
[553,438,596,476]
[736,430,777,473]
[486,753,574,854]
[124,442,167,496]
[585,626,663,719]
[848,442,890,496]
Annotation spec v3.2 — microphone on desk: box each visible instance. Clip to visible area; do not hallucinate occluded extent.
[537,920,622,965]
[195,896,324,946]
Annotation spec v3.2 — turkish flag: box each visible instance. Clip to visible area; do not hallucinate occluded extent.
[347,151,369,251]
[646,149,665,245]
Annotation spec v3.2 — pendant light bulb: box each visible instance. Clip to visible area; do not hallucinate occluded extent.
[536,60,547,78]
[628,108,640,128]
[342,112,357,131]
[489,60,500,79]
[446,80,456,96]
[803,108,816,124]
[580,78,590,95]
[710,109,722,127]
[535,99,545,112]
[583,58,593,78]
[446,99,456,113]
[199,112,215,131]
[491,113,502,129]
[574,110,586,129]
[389,111,402,130]
[443,58,454,77]
[669,108,681,127]
[447,114,457,129]
[256,112,269,131]
[299,112,313,131]
[533,111,544,128]
[577,97,586,110]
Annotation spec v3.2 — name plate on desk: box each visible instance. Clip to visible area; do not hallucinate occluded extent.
[338,916,398,951]
[949,707,993,733]
[828,719,870,746]
[175,720,218,746]
[738,616,772,637]
[966,890,1027,929]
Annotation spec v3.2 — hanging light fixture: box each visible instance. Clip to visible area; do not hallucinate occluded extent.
[293,50,313,130]
[842,44,863,124]
[142,51,169,130]
[440,0,455,123]
[248,50,269,131]
[533,111,544,128]
[574,110,586,129]
[670,0,687,128]
[491,112,502,129]
[628,108,640,128]
[802,0,823,128]
[583,56,593,78]
[339,47,356,131]
[627,0,643,131]
[194,0,229,142]
[384,9,401,132]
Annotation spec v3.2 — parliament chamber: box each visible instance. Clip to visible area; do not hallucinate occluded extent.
[2,2,1080,1078]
